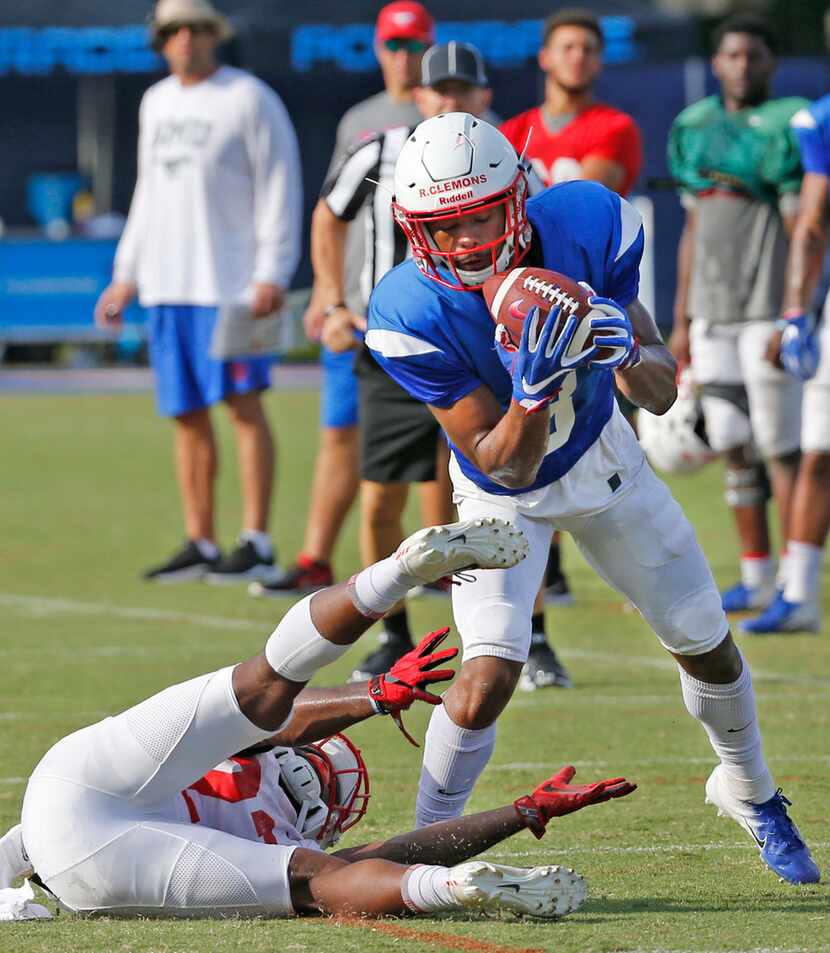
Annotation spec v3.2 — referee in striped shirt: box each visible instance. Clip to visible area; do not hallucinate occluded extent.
[314,43,493,679]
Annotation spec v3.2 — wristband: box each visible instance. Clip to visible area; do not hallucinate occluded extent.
[367,676,390,715]
[513,795,546,839]
[323,302,347,318]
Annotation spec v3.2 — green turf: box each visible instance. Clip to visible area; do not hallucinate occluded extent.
[0,390,827,953]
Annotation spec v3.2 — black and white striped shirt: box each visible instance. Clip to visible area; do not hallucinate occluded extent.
[320,125,412,312]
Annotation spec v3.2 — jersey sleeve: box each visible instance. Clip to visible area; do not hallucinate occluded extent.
[606,195,644,306]
[586,114,642,183]
[792,106,830,177]
[320,135,382,222]
[365,309,482,408]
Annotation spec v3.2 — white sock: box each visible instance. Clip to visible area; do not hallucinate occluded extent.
[775,548,789,591]
[240,529,273,560]
[740,553,773,591]
[194,538,219,560]
[678,660,775,804]
[401,864,456,913]
[349,556,421,618]
[784,541,823,604]
[264,594,348,682]
[415,703,496,828]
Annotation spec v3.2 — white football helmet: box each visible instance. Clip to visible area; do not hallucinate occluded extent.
[392,112,531,290]
[275,734,369,848]
[638,369,717,474]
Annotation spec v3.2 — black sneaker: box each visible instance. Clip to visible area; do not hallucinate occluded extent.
[349,631,413,682]
[519,636,573,690]
[205,540,278,585]
[142,540,220,583]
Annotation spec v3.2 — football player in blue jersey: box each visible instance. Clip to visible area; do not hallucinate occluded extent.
[742,97,830,634]
[364,112,819,884]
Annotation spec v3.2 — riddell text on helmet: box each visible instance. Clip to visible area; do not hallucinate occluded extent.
[418,173,488,198]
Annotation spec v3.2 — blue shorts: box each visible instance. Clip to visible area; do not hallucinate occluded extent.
[320,345,359,428]
[147,305,272,417]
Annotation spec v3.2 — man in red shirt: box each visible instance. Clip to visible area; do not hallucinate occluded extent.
[501,8,642,195]
[501,8,642,650]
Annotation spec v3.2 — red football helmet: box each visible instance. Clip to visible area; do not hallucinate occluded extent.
[276,734,370,848]
[392,112,531,291]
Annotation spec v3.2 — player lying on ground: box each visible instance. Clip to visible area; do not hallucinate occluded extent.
[364,112,820,885]
[0,519,635,921]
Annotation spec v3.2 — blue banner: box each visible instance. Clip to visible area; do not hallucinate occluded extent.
[0,238,146,341]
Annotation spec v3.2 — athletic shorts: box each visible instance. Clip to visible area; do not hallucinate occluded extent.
[21,667,301,918]
[356,347,440,483]
[320,345,359,428]
[689,320,801,457]
[148,305,272,418]
[803,309,830,452]
[448,405,728,663]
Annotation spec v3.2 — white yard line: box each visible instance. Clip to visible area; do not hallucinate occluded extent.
[1,592,828,690]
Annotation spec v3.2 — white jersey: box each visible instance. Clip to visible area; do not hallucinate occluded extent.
[114,65,302,307]
[166,752,322,852]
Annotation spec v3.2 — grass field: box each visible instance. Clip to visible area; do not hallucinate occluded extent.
[1,388,828,953]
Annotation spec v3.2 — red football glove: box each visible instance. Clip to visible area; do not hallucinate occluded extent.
[514,765,637,839]
[368,627,457,746]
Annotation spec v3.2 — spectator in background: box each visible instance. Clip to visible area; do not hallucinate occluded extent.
[273,1,434,595]
[500,8,642,194]
[500,8,642,672]
[666,15,806,620]
[254,44,495,687]
[95,0,302,584]
[739,90,830,633]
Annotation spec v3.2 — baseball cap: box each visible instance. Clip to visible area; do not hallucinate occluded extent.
[375,1,435,44]
[421,41,489,88]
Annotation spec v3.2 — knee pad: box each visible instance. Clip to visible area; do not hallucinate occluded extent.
[654,584,728,656]
[724,464,770,508]
[700,384,752,453]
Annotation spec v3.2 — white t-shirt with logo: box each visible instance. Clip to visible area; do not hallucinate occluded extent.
[114,65,302,306]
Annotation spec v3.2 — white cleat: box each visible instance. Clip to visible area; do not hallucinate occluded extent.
[394,518,528,585]
[447,861,587,919]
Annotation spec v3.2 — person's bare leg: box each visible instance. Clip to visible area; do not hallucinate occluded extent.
[288,851,413,917]
[767,453,799,546]
[302,426,359,561]
[789,451,830,547]
[174,408,217,541]
[360,480,410,617]
[226,391,274,533]
[725,450,770,557]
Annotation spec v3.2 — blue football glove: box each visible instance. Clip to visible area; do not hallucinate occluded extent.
[778,312,820,381]
[495,304,590,414]
[584,295,641,370]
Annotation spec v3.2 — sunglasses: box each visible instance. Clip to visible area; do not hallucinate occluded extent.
[158,20,217,41]
[383,38,428,53]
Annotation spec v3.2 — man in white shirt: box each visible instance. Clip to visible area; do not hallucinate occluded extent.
[95,0,302,584]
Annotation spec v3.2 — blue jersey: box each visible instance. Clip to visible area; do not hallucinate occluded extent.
[366,182,644,496]
[791,95,830,176]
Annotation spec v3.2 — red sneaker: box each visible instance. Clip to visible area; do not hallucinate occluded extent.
[248,555,333,598]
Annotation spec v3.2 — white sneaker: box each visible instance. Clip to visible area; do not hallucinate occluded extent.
[446,861,587,919]
[395,518,528,585]
[0,825,33,888]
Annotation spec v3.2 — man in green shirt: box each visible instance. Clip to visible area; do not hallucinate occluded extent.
[667,14,806,615]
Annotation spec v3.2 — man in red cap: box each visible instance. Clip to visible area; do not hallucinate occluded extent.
[271,2,439,599]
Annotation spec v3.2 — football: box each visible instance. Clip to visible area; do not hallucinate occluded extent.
[482,266,594,353]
